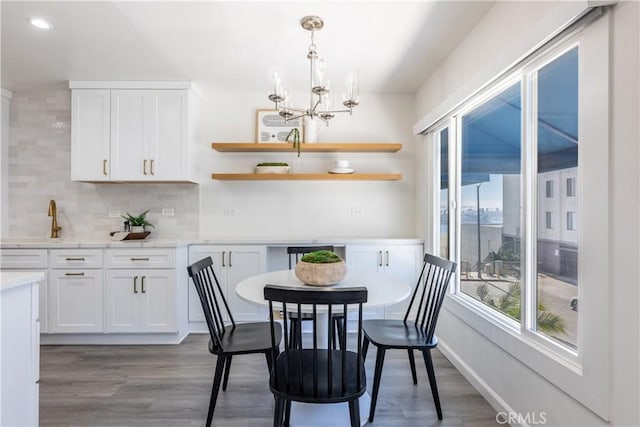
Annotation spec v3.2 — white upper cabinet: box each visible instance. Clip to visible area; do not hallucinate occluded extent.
[70,82,198,183]
[70,90,111,181]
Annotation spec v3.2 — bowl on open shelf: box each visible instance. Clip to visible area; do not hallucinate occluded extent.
[254,163,290,174]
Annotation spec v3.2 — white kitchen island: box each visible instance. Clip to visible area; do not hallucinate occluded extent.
[1,271,43,427]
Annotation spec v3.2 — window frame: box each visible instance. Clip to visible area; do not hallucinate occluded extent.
[430,19,610,419]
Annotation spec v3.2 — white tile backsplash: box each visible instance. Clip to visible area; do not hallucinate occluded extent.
[6,89,199,240]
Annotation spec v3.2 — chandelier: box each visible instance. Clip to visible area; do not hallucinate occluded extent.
[268,15,359,125]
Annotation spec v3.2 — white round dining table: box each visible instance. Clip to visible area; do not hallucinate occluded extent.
[235,269,412,427]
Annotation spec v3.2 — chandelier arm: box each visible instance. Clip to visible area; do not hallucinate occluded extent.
[284,112,308,122]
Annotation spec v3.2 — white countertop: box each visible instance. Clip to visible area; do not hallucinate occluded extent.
[1,271,45,291]
[1,237,423,249]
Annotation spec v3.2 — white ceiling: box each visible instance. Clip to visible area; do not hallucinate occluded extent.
[1,1,494,94]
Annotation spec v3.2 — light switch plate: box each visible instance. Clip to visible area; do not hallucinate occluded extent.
[162,208,175,216]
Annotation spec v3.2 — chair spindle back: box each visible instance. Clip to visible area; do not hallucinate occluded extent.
[402,254,457,344]
[187,257,235,350]
[264,285,367,398]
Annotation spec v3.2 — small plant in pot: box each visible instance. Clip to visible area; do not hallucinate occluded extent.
[294,250,347,286]
[122,210,155,233]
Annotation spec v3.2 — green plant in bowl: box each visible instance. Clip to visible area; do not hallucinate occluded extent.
[122,210,155,229]
[301,250,343,263]
[256,162,289,167]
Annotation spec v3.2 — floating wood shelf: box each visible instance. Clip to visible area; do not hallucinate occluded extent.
[211,173,403,181]
[211,142,402,153]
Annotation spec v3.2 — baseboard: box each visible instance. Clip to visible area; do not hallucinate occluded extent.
[438,338,521,425]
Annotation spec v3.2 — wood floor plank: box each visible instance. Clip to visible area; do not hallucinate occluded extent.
[40,334,499,426]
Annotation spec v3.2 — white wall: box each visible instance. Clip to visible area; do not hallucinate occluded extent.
[1,89,11,238]
[5,89,416,240]
[414,2,639,426]
[198,90,417,239]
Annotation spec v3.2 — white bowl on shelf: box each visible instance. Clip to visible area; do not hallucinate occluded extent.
[254,165,290,174]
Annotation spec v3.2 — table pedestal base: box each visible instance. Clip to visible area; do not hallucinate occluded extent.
[289,392,370,427]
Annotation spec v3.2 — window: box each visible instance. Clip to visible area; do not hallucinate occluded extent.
[442,45,580,349]
[427,17,609,418]
[458,81,522,321]
[439,127,450,259]
[546,180,554,198]
[567,211,576,230]
[566,177,576,197]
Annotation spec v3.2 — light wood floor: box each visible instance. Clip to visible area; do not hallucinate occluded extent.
[40,334,499,426]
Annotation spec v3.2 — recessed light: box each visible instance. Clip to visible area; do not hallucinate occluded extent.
[27,17,51,30]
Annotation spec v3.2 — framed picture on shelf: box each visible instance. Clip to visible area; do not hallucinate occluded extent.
[255,109,302,143]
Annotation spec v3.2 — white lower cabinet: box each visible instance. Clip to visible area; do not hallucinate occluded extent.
[346,244,423,319]
[105,269,176,333]
[48,249,103,333]
[188,245,267,322]
[105,249,177,333]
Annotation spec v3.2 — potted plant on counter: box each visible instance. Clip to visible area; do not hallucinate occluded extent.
[294,250,347,286]
[122,210,155,233]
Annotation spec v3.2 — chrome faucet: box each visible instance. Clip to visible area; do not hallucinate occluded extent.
[48,199,62,238]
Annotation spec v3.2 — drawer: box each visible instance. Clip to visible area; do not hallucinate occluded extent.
[105,249,175,269]
[49,249,103,269]
[0,249,48,269]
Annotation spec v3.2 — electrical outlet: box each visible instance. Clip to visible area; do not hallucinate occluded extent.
[108,209,121,218]
[223,207,238,216]
[351,208,365,216]
[162,208,175,216]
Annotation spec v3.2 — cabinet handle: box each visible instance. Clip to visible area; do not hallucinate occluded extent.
[222,251,226,267]
[143,159,148,175]
[64,272,85,276]
[103,159,108,176]
[378,251,383,267]
[229,251,232,267]
[141,276,146,293]
[65,257,85,261]
[133,276,138,293]
[150,159,155,175]
[130,257,150,261]
[385,251,390,267]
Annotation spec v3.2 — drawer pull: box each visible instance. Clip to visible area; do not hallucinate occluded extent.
[385,251,390,267]
[65,257,85,261]
[222,251,226,267]
[143,159,148,175]
[64,272,85,276]
[378,251,383,267]
[141,276,146,293]
[229,251,232,268]
[103,159,107,176]
[130,257,150,261]
[150,159,155,175]
[133,276,138,293]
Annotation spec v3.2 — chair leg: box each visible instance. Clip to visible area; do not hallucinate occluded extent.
[362,336,370,359]
[284,399,292,427]
[368,346,386,423]
[422,349,443,420]
[348,398,360,427]
[408,349,418,385]
[222,355,233,391]
[206,355,227,427]
[273,396,285,427]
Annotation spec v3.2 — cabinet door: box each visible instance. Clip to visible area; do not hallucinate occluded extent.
[187,246,226,322]
[225,246,267,322]
[105,270,140,332]
[345,245,385,319]
[139,270,176,333]
[383,245,424,320]
[71,90,111,181]
[147,90,188,181]
[346,245,384,276]
[48,270,103,333]
[110,90,147,180]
